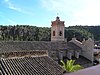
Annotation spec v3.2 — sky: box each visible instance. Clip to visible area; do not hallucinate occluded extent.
[0,0,100,27]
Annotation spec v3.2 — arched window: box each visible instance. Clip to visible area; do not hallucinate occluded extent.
[59,31,62,36]
[53,31,55,36]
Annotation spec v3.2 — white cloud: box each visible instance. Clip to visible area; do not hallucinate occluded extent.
[4,0,34,16]
[71,0,100,25]
[4,0,22,12]
[41,0,100,26]
[4,0,9,2]
[41,0,83,14]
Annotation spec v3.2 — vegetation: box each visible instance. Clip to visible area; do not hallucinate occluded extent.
[65,26,93,41]
[66,25,100,41]
[0,25,51,41]
[0,25,100,41]
[60,60,83,72]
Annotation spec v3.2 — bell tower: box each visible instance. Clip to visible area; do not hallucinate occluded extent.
[51,16,65,41]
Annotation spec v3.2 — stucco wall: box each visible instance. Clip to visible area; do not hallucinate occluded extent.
[82,38,94,62]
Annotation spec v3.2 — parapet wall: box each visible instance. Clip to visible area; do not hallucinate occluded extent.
[0,50,48,59]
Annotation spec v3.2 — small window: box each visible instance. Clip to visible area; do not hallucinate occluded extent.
[59,31,62,36]
[53,31,55,36]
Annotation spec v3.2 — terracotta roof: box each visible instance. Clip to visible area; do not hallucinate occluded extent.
[0,56,64,75]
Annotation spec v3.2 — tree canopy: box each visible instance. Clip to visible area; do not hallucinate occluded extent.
[0,25,100,41]
[0,25,51,41]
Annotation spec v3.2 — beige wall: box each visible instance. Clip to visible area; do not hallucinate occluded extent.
[51,17,65,41]
[82,38,94,62]
[69,37,94,62]
[51,25,65,41]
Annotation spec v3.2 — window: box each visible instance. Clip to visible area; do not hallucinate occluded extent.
[53,31,55,36]
[59,31,62,36]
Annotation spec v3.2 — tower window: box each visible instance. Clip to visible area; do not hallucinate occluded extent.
[59,31,62,36]
[53,31,55,36]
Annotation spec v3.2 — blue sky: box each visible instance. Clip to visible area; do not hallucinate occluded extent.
[0,0,100,27]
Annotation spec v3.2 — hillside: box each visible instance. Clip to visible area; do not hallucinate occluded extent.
[66,26,100,41]
[0,25,99,41]
[0,25,51,41]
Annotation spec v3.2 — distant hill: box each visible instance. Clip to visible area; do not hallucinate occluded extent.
[0,25,100,41]
[0,25,51,41]
[65,26,100,41]
[65,26,93,41]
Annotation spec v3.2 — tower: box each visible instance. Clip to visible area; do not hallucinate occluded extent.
[51,16,65,41]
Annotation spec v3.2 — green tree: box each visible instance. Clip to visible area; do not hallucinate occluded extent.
[61,60,83,72]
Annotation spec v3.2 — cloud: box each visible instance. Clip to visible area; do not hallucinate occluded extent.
[4,0,9,2]
[41,0,100,26]
[41,0,83,14]
[4,0,23,12]
[4,0,34,16]
[71,0,100,25]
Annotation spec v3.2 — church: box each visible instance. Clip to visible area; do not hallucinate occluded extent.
[50,16,94,67]
[0,16,96,74]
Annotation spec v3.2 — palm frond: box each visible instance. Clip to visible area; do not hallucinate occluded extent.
[60,60,83,72]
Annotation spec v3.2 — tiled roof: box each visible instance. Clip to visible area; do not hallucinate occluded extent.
[0,41,82,53]
[0,41,68,53]
[67,42,82,50]
[0,56,64,75]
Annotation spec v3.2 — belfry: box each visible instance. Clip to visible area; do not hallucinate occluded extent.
[51,16,65,41]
